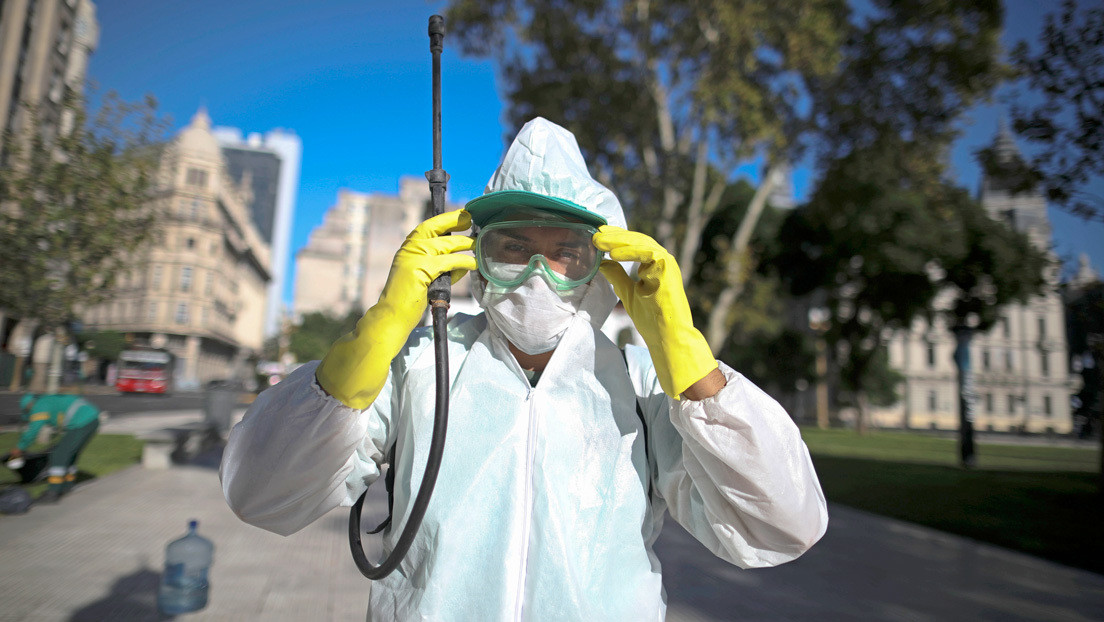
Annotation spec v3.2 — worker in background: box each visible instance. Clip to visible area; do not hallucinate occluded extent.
[10,393,101,504]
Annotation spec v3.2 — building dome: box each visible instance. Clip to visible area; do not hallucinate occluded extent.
[176,107,221,157]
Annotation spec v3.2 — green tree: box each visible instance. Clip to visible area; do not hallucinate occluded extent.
[775,138,1048,450]
[446,0,849,352]
[775,141,948,434]
[446,1,1009,358]
[770,0,1012,438]
[287,309,363,363]
[76,329,128,362]
[1010,0,1104,222]
[0,91,168,389]
[689,179,817,398]
[1064,276,1104,492]
[811,0,1007,166]
[936,184,1048,465]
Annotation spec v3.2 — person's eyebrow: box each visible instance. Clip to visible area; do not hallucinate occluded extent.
[501,231,535,242]
[555,239,588,249]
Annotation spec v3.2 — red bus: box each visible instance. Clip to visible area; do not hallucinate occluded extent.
[116,348,175,394]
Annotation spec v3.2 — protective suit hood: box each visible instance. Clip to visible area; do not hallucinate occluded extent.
[465,117,628,230]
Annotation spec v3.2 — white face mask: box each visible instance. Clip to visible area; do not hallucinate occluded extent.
[476,264,589,355]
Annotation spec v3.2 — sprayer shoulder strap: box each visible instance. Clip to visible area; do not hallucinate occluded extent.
[365,443,397,535]
[621,348,653,502]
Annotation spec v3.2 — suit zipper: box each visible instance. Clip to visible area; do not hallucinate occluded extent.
[514,388,537,621]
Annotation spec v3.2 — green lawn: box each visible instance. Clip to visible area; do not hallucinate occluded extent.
[801,428,1104,575]
[0,432,144,499]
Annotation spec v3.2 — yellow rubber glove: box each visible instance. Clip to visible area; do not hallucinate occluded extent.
[316,209,477,409]
[593,226,718,399]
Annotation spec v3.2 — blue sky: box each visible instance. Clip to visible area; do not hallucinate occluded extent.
[88,0,1102,306]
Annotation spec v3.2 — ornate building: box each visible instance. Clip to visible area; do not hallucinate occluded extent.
[82,109,271,389]
[293,178,468,319]
[871,125,1078,433]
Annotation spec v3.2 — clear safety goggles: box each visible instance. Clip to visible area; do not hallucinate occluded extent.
[475,220,602,291]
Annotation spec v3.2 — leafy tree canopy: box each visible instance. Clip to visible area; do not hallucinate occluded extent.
[287,309,363,363]
[1010,0,1104,222]
[811,0,1007,169]
[75,329,129,362]
[447,0,848,239]
[0,91,168,331]
[773,135,1046,431]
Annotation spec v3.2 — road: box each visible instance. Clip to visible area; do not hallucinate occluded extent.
[0,389,253,428]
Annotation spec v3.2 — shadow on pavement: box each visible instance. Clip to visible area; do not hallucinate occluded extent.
[186,443,225,471]
[68,566,170,621]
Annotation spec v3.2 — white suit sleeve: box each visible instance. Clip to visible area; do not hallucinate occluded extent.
[638,354,828,568]
[220,360,392,536]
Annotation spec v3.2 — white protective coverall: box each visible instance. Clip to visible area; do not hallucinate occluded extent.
[221,118,828,621]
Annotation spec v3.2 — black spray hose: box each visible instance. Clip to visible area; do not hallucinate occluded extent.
[348,14,451,580]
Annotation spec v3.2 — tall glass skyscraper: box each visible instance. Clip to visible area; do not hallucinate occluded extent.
[213,127,302,338]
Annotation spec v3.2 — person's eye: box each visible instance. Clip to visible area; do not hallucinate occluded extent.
[555,249,582,262]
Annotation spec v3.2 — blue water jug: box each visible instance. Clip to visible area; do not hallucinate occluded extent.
[158,519,214,615]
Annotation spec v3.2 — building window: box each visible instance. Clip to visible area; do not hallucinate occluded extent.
[1040,352,1049,377]
[1008,394,1018,414]
[190,200,201,220]
[205,271,214,296]
[147,302,158,321]
[927,344,936,368]
[928,390,938,411]
[1002,317,1010,338]
[152,265,162,290]
[186,237,195,250]
[185,168,208,188]
[180,266,193,292]
[982,348,990,371]
[1043,394,1052,417]
[985,393,993,413]
[1005,350,1014,371]
[1037,316,1046,339]
[175,303,189,324]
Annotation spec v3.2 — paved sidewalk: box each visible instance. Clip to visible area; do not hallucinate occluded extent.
[1,411,1103,621]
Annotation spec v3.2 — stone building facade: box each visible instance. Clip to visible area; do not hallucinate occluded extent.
[870,126,1078,433]
[294,178,468,319]
[82,109,271,389]
[0,0,99,387]
[0,0,98,156]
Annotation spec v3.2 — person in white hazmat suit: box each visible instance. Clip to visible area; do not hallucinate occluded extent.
[221,117,828,621]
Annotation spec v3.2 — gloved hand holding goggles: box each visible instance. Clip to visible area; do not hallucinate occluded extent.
[475,220,602,291]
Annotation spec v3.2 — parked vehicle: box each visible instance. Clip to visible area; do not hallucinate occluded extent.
[116,348,175,394]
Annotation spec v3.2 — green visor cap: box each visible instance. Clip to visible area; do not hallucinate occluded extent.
[465,190,608,228]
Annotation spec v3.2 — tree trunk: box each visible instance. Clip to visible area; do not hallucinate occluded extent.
[677,137,726,285]
[953,327,978,468]
[704,161,779,352]
[1093,346,1104,496]
[46,327,65,393]
[647,57,683,252]
[815,335,830,429]
[855,392,868,436]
